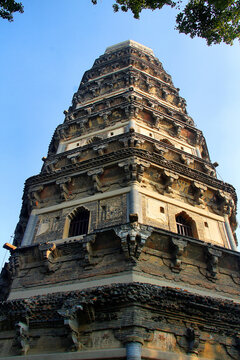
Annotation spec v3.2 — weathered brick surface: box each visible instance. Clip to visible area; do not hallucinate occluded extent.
[1,41,239,359]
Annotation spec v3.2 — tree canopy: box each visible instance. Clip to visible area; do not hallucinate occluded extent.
[92,0,240,45]
[0,0,23,21]
[1,0,239,45]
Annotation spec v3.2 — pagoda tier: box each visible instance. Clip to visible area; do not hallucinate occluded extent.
[0,41,239,360]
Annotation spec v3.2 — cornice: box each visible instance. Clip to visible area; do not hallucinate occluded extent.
[46,132,209,168]
[70,78,187,121]
[26,147,236,198]
[62,93,196,133]
[81,51,166,84]
[77,64,178,96]
[1,282,240,330]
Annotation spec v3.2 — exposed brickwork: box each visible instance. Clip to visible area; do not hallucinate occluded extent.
[0,41,239,359]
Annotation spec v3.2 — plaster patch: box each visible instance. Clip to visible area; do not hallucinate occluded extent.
[146,198,167,223]
[203,218,224,245]
[36,222,49,236]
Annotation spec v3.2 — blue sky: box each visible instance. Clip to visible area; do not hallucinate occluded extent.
[0,0,240,266]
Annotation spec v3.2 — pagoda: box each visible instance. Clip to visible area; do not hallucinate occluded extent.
[0,40,240,360]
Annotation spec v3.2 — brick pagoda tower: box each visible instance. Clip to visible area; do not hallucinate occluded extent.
[0,41,240,360]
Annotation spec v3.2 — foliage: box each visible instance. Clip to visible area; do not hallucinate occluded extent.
[92,0,240,45]
[176,0,240,45]
[0,0,23,21]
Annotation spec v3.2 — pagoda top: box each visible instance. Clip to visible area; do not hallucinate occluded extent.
[105,40,154,56]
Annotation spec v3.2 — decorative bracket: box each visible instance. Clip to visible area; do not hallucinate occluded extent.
[176,326,200,355]
[161,170,178,194]
[191,181,207,205]
[180,154,194,166]
[125,103,143,119]
[170,237,187,272]
[9,251,21,277]
[177,97,187,112]
[76,118,88,129]
[225,333,240,359]
[167,108,173,116]
[184,115,194,126]
[145,78,154,91]
[134,104,143,117]
[15,320,29,355]
[152,113,164,128]
[233,335,240,358]
[87,168,104,194]
[185,327,199,354]
[154,143,168,157]
[39,242,58,273]
[93,144,107,155]
[206,246,222,279]
[147,99,158,109]
[119,134,145,148]
[162,89,170,100]
[56,127,68,140]
[118,158,150,183]
[211,190,235,215]
[114,217,152,260]
[194,132,203,146]
[85,106,93,115]
[58,301,95,351]
[28,185,44,206]
[67,152,81,164]
[58,305,83,351]
[99,111,111,124]
[129,72,140,86]
[0,263,12,300]
[56,177,72,200]
[83,234,97,267]
[173,123,184,137]
[203,163,215,177]
[44,158,58,173]
[64,110,74,121]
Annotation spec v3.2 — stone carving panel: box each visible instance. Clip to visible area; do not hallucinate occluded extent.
[34,211,63,243]
[146,198,168,224]
[98,195,127,227]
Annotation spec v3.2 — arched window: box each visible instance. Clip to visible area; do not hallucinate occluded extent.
[161,138,174,147]
[87,136,102,145]
[68,207,90,237]
[176,212,194,237]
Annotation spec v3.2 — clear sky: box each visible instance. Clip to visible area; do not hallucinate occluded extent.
[0,0,240,267]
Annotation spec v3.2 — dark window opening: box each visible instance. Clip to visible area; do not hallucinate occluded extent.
[69,207,90,237]
[161,138,174,147]
[176,215,193,237]
[101,205,107,221]
[87,136,102,144]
